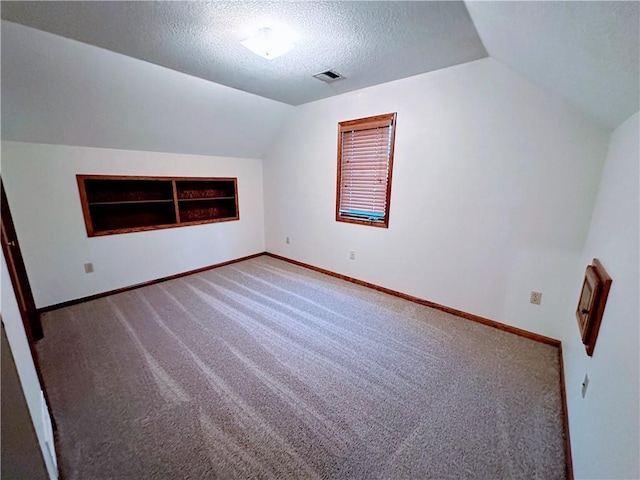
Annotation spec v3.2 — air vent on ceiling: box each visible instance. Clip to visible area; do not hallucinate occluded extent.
[313,70,344,83]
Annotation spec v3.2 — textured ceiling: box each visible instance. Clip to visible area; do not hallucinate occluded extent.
[1,1,638,129]
[466,1,639,129]
[0,1,487,106]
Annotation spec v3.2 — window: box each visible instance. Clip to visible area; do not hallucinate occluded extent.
[336,112,397,228]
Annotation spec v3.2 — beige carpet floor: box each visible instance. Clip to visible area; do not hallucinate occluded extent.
[38,256,566,479]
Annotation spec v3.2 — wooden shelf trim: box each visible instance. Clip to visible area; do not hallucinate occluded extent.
[77,175,239,237]
[89,199,174,206]
[177,196,236,202]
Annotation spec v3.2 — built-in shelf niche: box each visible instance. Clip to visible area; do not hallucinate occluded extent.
[77,175,239,237]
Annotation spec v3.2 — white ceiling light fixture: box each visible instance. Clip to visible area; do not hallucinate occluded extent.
[241,27,297,60]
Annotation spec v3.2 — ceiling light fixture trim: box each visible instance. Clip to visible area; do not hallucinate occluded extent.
[240,27,296,60]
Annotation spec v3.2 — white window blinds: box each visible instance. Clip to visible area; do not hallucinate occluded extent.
[336,113,397,227]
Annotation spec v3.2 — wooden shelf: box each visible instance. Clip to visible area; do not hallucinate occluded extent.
[177,196,236,202]
[89,199,175,206]
[178,197,237,223]
[176,180,235,198]
[77,175,239,236]
[84,178,173,203]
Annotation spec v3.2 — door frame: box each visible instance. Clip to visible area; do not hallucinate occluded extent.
[1,178,55,429]
[1,179,42,341]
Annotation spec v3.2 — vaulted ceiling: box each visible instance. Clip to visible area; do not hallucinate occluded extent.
[466,1,639,130]
[1,1,638,129]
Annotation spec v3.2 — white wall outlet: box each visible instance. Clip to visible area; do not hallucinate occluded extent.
[349,250,355,260]
[84,262,94,274]
[285,236,290,244]
[530,291,542,305]
[581,373,590,398]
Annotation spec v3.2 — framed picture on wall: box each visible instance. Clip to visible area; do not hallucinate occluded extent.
[575,258,612,356]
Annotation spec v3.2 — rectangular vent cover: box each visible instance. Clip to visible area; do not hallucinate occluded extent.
[313,70,344,83]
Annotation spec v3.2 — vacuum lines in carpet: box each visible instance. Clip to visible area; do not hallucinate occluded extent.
[38,256,566,479]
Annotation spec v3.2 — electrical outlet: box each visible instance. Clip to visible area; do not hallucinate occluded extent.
[530,291,542,305]
[286,236,290,244]
[581,373,589,398]
[349,250,355,260]
[84,262,94,274]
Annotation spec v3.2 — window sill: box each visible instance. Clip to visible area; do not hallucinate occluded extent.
[336,215,389,228]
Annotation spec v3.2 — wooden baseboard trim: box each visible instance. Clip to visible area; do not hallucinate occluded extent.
[36,252,266,314]
[36,249,572,476]
[557,344,574,480]
[264,252,561,347]
[40,250,560,347]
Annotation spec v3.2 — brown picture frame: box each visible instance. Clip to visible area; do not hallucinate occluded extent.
[575,258,612,356]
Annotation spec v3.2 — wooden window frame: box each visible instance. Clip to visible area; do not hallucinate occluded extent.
[335,112,397,228]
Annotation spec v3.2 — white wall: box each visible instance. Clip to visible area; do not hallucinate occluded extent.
[1,20,292,159]
[2,18,633,476]
[263,57,609,340]
[1,141,266,308]
[1,253,58,479]
[561,112,639,479]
